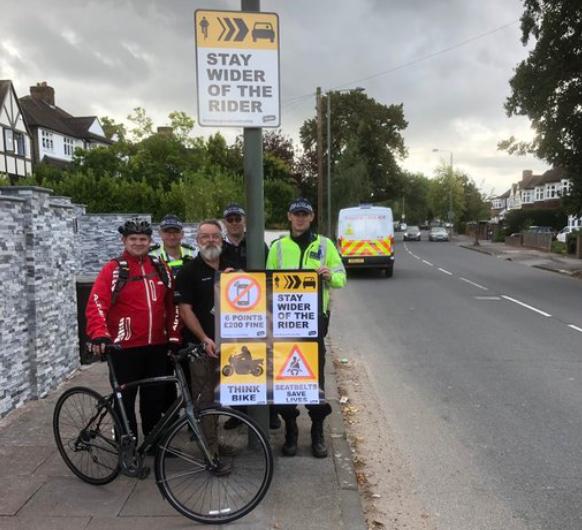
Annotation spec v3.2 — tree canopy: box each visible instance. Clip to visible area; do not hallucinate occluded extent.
[300,90,408,215]
[503,0,582,213]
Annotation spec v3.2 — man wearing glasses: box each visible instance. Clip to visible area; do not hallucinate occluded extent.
[220,203,280,430]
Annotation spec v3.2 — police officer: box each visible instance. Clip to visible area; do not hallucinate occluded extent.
[150,214,196,275]
[266,198,346,458]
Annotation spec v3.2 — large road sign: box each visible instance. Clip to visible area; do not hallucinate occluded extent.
[194,9,280,127]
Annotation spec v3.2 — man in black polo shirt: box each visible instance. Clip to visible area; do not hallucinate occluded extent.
[175,220,228,454]
[221,203,280,429]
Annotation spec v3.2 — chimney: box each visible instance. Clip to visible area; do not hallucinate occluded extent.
[522,169,533,182]
[30,82,55,106]
[157,126,173,137]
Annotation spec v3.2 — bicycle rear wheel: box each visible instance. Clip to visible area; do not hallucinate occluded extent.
[53,386,121,485]
[155,407,273,524]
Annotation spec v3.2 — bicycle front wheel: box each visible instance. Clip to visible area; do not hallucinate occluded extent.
[155,408,273,524]
[53,386,121,485]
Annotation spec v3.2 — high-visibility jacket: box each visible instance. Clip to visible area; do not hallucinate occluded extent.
[149,244,196,274]
[267,233,346,314]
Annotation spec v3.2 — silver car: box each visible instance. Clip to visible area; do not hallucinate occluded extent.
[429,227,449,242]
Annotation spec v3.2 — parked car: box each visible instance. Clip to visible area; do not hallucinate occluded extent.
[557,226,581,243]
[403,225,421,241]
[526,225,557,240]
[429,227,449,242]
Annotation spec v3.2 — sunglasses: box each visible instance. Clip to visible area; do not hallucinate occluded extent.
[225,216,243,224]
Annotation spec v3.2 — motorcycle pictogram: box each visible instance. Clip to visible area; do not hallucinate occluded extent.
[222,346,264,377]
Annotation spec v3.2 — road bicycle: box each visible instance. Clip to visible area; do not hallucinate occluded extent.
[52,343,273,524]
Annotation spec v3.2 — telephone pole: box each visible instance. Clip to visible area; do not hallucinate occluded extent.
[316,87,324,232]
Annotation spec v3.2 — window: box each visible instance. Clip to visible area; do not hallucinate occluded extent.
[3,128,14,152]
[535,187,544,201]
[41,130,54,151]
[546,184,557,199]
[521,190,533,203]
[64,137,75,157]
[562,180,571,196]
[14,132,26,156]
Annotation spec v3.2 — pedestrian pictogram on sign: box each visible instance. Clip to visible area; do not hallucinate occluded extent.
[277,344,315,380]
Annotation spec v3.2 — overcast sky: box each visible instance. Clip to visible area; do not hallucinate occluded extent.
[1,0,547,195]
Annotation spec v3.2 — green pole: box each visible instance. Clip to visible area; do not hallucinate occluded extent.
[241,0,268,434]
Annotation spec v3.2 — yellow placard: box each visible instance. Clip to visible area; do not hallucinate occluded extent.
[195,10,278,50]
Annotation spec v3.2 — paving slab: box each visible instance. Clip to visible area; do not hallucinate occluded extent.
[0,475,46,515]
[86,516,209,529]
[0,515,91,530]
[17,476,135,517]
[0,445,54,475]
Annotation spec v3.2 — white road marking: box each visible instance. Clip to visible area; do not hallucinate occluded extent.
[459,277,488,291]
[474,296,501,300]
[422,260,433,266]
[438,268,453,276]
[501,295,552,317]
[568,324,582,333]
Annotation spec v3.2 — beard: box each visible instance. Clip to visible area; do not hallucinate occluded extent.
[199,243,222,261]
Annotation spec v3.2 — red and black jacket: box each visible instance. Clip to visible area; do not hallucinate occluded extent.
[86,251,181,348]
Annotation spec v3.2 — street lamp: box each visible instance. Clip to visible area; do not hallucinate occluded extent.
[432,148,454,226]
[326,87,365,237]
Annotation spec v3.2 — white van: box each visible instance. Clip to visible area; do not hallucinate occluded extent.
[336,204,395,277]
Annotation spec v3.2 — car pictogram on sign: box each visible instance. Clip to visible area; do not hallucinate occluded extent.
[252,21,275,42]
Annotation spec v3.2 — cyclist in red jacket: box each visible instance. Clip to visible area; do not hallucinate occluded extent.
[86,218,180,444]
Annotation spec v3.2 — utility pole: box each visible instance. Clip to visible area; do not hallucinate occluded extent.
[241,0,267,434]
[316,87,324,233]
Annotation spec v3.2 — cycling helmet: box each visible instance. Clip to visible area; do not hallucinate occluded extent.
[118,218,153,236]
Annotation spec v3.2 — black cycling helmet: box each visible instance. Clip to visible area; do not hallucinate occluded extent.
[118,218,153,236]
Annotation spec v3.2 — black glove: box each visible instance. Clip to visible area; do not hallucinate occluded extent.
[90,337,112,357]
[168,341,181,354]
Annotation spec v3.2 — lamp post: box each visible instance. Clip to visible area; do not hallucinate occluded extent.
[326,87,365,237]
[432,148,454,226]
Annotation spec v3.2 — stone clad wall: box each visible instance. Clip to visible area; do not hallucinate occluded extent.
[0,194,31,416]
[0,187,79,416]
[0,189,202,418]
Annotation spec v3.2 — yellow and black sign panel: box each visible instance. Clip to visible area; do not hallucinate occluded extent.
[195,10,278,50]
[273,271,318,293]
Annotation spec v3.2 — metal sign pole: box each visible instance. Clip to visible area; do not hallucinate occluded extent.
[241,0,268,434]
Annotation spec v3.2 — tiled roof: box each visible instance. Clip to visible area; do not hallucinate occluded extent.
[19,96,110,143]
[498,189,510,199]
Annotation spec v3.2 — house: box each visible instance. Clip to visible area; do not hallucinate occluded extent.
[19,82,111,168]
[490,189,510,222]
[491,168,575,222]
[519,168,569,210]
[0,80,33,181]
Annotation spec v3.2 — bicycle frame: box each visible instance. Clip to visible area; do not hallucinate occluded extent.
[104,350,215,465]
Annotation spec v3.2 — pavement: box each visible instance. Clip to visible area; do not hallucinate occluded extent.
[457,235,582,278]
[0,351,367,529]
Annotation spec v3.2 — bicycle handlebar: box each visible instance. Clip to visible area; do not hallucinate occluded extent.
[98,342,205,362]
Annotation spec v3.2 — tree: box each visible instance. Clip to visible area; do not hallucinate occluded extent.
[428,163,466,226]
[167,111,195,145]
[503,0,582,213]
[127,107,154,141]
[100,116,127,141]
[299,90,408,222]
